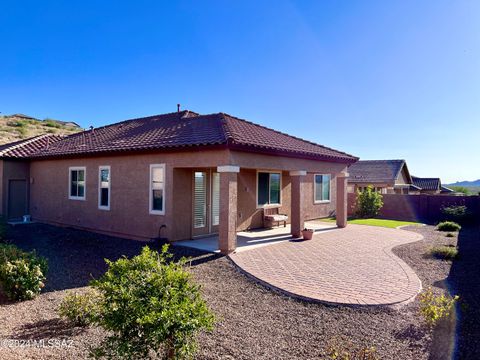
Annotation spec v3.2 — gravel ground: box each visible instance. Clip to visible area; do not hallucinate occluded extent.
[0,223,464,359]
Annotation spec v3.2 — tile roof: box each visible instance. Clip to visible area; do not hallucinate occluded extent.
[0,134,64,159]
[440,186,454,193]
[348,160,408,183]
[27,110,357,163]
[412,176,441,191]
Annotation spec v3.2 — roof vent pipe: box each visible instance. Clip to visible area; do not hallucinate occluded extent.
[177,104,181,112]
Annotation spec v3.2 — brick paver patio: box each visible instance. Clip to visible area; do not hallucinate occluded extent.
[229,224,423,306]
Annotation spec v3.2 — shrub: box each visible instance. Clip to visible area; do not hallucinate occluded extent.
[355,185,384,218]
[441,205,471,223]
[58,289,101,326]
[89,245,215,359]
[419,287,459,327]
[0,244,48,301]
[326,338,378,360]
[436,221,461,232]
[430,246,458,260]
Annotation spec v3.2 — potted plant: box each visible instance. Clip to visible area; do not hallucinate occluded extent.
[301,228,314,240]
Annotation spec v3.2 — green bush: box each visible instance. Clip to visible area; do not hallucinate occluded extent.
[436,221,461,232]
[89,245,215,359]
[430,246,458,260]
[355,185,384,218]
[58,289,101,326]
[441,205,471,223]
[0,244,48,301]
[419,287,459,327]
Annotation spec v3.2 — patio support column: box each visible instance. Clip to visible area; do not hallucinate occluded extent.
[217,165,240,254]
[290,170,307,238]
[336,172,349,228]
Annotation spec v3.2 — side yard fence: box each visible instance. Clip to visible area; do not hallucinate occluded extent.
[347,193,480,224]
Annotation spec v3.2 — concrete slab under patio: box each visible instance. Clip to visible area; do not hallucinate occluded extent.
[173,221,337,253]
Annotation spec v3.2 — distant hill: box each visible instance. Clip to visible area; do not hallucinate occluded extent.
[446,180,480,187]
[0,114,81,145]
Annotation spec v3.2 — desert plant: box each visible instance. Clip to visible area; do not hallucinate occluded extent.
[430,246,458,260]
[436,221,461,232]
[58,289,102,326]
[0,244,48,300]
[355,185,383,218]
[326,338,378,360]
[441,205,471,223]
[89,245,215,359]
[419,287,459,327]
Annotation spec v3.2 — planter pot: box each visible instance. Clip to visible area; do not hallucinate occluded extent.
[302,230,314,240]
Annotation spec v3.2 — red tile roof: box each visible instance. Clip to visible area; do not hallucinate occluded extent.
[0,134,64,159]
[26,110,357,163]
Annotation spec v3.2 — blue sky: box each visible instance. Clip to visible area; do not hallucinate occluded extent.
[1,1,478,183]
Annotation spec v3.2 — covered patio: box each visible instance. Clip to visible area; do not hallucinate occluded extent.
[173,220,338,253]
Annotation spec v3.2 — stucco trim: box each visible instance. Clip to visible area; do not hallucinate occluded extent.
[217,165,240,173]
[289,170,307,176]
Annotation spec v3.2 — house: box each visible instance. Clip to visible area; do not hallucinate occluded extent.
[48,119,81,128]
[347,160,412,194]
[411,176,454,195]
[0,134,63,219]
[9,113,38,121]
[1,110,358,254]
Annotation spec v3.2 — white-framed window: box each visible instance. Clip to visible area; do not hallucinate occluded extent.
[98,166,111,210]
[149,164,165,215]
[257,171,281,207]
[69,166,86,200]
[211,172,220,226]
[314,174,331,203]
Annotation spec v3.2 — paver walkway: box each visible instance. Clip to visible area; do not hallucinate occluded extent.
[229,224,423,306]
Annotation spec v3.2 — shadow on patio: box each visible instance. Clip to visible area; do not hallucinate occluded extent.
[173,221,338,253]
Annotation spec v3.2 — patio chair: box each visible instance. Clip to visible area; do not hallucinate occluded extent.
[263,207,288,228]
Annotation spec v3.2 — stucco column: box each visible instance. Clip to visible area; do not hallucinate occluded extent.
[217,165,240,254]
[336,172,349,228]
[290,170,306,238]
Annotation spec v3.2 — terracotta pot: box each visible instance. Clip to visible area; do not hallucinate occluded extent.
[302,229,314,240]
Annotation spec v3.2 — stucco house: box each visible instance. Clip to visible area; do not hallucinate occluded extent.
[1,110,358,254]
[347,160,412,194]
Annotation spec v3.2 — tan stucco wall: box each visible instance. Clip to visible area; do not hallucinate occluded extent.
[29,149,230,241]
[29,149,347,241]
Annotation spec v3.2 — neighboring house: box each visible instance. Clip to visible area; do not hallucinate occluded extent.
[2,110,358,254]
[49,119,81,128]
[9,113,38,121]
[411,176,454,195]
[0,134,63,219]
[347,160,412,194]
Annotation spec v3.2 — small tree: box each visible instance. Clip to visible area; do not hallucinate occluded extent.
[89,245,215,360]
[356,185,383,218]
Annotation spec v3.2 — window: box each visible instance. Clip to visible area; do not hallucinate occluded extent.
[98,166,110,210]
[149,164,165,215]
[257,171,281,207]
[211,172,220,226]
[314,174,331,203]
[69,167,86,200]
[193,172,207,228]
